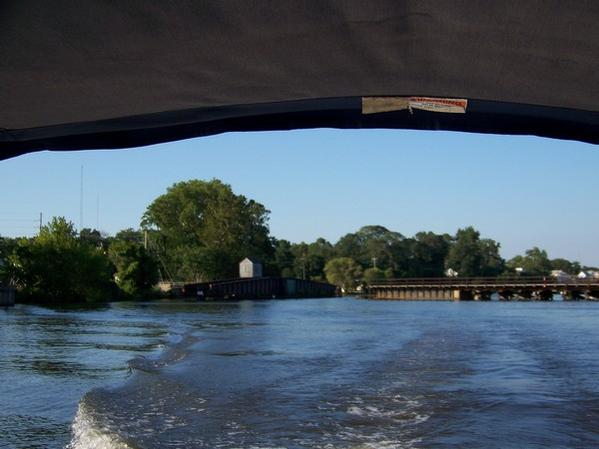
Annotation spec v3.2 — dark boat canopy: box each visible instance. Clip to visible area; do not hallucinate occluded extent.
[2,1,599,159]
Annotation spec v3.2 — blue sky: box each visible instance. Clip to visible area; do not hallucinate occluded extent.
[1,129,598,266]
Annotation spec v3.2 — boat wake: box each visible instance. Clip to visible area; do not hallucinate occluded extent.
[67,401,133,449]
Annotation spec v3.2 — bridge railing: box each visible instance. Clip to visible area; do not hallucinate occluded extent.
[367,276,599,288]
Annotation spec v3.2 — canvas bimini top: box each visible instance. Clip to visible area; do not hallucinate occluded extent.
[2,1,599,160]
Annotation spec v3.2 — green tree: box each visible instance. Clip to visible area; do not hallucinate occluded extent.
[363,267,385,283]
[79,228,107,249]
[306,238,334,280]
[550,258,581,275]
[141,179,274,281]
[334,233,363,261]
[445,227,482,276]
[335,225,407,274]
[290,239,333,281]
[506,247,552,275]
[7,217,114,304]
[273,239,295,277]
[114,228,144,245]
[445,227,504,277]
[478,238,505,276]
[108,239,159,296]
[324,257,363,291]
[505,255,524,275]
[0,236,18,285]
[406,232,451,277]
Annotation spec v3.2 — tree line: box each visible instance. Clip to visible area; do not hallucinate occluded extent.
[0,218,158,304]
[0,179,595,303]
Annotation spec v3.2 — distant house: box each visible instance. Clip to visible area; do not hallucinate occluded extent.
[239,257,262,278]
[445,268,458,277]
[551,270,572,282]
[578,270,599,279]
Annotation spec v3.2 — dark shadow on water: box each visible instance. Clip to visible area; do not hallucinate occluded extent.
[23,301,113,313]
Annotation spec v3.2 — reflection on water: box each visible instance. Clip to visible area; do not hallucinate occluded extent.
[3,299,599,448]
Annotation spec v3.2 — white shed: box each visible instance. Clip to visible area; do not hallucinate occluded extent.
[239,257,262,278]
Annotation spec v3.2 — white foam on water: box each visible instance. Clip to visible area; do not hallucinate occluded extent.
[310,432,422,449]
[345,439,421,449]
[67,402,133,449]
[341,390,430,448]
[346,403,429,424]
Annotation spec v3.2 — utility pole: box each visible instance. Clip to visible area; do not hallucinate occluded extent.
[39,212,42,233]
[144,230,149,250]
[372,257,378,269]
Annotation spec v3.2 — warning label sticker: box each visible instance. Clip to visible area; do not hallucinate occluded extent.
[362,96,467,114]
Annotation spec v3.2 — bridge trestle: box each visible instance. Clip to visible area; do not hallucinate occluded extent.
[367,277,599,301]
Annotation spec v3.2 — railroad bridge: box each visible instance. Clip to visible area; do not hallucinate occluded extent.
[367,277,599,301]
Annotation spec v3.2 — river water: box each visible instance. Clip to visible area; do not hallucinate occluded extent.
[2,298,599,449]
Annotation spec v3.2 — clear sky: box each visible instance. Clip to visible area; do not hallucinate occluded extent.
[1,129,598,266]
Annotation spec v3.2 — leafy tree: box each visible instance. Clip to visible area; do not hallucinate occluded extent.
[363,267,385,283]
[324,257,363,291]
[445,227,482,276]
[334,233,363,261]
[0,236,18,285]
[335,225,407,273]
[7,217,114,303]
[360,226,406,271]
[273,239,295,277]
[506,247,552,275]
[114,228,144,245]
[524,247,552,275]
[478,238,505,276]
[141,179,274,281]
[305,238,335,280]
[290,240,332,280]
[79,228,107,249]
[108,239,159,296]
[406,232,450,277]
[550,258,581,275]
[505,255,525,274]
[445,227,504,277]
